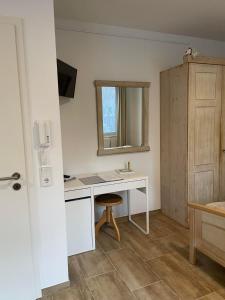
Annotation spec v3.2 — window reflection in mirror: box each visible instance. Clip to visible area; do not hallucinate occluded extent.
[102,86,142,148]
[95,81,150,156]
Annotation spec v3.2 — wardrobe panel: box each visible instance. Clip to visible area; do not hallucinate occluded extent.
[195,72,217,100]
[160,64,188,226]
[219,66,225,201]
[160,70,171,216]
[194,170,214,204]
[188,63,222,204]
[194,107,215,166]
[170,65,188,226]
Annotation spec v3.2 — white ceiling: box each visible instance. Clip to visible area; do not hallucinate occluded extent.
[54,0,225,41]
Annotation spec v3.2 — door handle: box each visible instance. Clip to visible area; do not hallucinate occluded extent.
[0,172,20,182]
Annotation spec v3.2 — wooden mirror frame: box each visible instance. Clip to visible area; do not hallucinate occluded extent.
[94,80,151,156]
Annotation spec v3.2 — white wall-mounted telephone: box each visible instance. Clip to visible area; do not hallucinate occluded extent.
[35,120,52,148]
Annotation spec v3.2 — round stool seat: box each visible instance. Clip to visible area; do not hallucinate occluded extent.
[95,193,122,207]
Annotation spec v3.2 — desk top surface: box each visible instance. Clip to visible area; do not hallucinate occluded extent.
[64,170,148,192]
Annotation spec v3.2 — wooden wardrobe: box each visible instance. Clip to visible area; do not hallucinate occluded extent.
[160,55,225,227]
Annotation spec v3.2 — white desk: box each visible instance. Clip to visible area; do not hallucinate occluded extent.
[64,171,149,255]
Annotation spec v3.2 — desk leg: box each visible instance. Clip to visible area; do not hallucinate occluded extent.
[91,187,96,250]
[127,181,149,235]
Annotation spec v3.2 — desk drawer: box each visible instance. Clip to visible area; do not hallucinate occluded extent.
[94,182,127,195]
[126,179,146,190]
[64,188,91,201]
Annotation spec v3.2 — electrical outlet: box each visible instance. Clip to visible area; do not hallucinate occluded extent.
[40,166,52,187]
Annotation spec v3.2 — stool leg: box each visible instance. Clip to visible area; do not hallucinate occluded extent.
[106,206,112,224]
[110,210,120,242]
[95,210,107,236]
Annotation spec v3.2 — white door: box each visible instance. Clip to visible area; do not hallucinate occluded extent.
[0,21,35,299]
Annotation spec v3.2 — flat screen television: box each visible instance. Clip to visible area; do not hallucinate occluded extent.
[57,59,77,98]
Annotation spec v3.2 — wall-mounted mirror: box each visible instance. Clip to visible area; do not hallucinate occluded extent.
[95,80,150,155]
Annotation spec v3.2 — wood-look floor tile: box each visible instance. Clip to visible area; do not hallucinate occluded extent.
[71,249,114,278]
[68,256,84,285]
[41,212,225,300]
[133,215,174,239]
[134,281,179,300]
[152,233,189,260]
[68,257,96,300]
[52,285,93,300]
[217,289,225,298]
[189,253,225,296]
[149,253,213,299]
[150,213,179,225]
[151,213,189,239]
[120,222,169,261]
[96,228,122,252]
[107,248,159,291]
[197,292,225,300]
[155,231,189,248]
[78,282,94,300]
[86,271,135,300]
[40,296,53,300]
[148,223,174,240]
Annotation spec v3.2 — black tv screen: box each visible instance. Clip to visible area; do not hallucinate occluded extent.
[57,59,77,98]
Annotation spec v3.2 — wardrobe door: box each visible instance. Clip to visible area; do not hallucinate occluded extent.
[219,67,225,201]
[188,63,222,204]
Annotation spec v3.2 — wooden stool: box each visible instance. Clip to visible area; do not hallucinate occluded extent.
[95,193,123,241]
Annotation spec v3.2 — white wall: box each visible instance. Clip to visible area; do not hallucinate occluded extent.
[56,20,225,214]
[0,0,68,296]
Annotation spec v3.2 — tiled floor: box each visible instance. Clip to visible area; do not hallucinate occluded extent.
[42,211,225,299]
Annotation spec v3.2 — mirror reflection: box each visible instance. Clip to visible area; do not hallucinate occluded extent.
[102,86,143,149]
[95,80,150,156]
